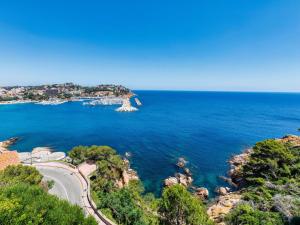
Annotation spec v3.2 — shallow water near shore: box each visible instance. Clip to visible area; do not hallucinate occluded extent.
[1,91,300,196]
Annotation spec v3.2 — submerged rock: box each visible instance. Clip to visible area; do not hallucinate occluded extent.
[176,157,187,168]
[184,168,192,176]
[125,152,132,158]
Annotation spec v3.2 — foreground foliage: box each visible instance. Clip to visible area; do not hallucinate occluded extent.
[159,185,213,225]
[226,204,284,225]
[69,145,213,225]
[0,165,97,225]
[226,139,300,224]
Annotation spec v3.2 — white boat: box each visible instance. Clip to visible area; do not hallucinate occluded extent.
[135,98,142,106]
[83,97,124,106]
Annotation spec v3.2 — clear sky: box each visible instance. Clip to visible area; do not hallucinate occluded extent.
[0,0,299,91]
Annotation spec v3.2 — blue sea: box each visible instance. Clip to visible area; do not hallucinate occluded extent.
[1,91,300,196]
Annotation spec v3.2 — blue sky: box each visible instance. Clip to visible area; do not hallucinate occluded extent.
[0,0,299,91]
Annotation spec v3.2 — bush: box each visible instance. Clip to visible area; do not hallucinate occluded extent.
[242,140,295,185]
[0,183,97,225]
[0,164,42,186]
[0,165,97,225]
[159,185,213,225]
[225,204,285,225]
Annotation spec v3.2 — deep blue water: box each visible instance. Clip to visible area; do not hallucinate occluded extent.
[1,91,300,196]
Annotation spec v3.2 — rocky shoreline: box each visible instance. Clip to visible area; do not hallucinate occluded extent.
[206,134,300,224]
[0,137,18,152]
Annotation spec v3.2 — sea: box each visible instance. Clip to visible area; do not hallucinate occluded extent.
[1,91,300,196]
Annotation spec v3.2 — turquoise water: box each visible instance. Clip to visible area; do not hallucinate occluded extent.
[1,91,300,195]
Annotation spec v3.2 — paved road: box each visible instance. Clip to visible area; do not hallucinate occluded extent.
[37,166,85,208]
[33,162,112,225]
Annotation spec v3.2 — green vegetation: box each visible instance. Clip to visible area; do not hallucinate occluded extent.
[0,164,43,185]
[226,204,284,225]
[226,139,300,224]
[242,140,297,185]
[0,96,18,101]
[69,145,159,225]
[159,184,213,225]
[69,145,212,225]
[0,165,97,225]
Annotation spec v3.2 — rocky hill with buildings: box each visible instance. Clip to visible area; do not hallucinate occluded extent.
[0,83,132,102]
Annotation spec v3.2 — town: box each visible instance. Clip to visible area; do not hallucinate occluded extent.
[0,83,132,102]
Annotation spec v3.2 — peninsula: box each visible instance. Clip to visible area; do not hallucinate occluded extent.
[0,83,132,104]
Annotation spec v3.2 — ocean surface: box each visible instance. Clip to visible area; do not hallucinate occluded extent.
[1,91,300,196]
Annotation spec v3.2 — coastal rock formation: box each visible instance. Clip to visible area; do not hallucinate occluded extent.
[194,187,209,200]
[117,159,139,188]
[177,173,193,187]
[215,187,230,196]
[0,137,18,149]
[227,135,300,187]
[184,168,192,176]
[164,173,193,187]
[278,135,300,146]
[207,192,242,225]
[227,148,252,187]
[164,177,179,186]
[209,135,300,224]
[176,157,187,168]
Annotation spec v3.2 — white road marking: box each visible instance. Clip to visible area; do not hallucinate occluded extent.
[43,174,70,201]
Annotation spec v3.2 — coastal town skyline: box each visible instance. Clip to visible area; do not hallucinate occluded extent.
[1,0,300,92]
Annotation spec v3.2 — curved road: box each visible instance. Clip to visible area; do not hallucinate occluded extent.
[37,166,85,207]
[33,162,112,225]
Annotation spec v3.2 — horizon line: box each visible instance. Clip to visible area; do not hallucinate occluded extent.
[1,83,299,94]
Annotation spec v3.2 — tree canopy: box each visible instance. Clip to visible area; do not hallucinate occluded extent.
[226,138,300,224]
[242,140,297,185]
[0,165,97,225]
[159,184,213,225]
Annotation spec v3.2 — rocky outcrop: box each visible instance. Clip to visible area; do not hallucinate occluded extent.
[176,157,187,168]
[177,173,193,187]
[208,135,300,224]
[227,148,252,187]
[277,135,300,147]
[164,173,193,187]
[194,187,209,200]
[164,176,179,186]
[207,192,242,225]
[215,187,230,196]
[227,135,300,187]
[0,137,18,153]
[117,159,139,188]
[0,137,18,149]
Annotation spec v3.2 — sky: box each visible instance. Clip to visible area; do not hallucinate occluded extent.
[0,0,299,91]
